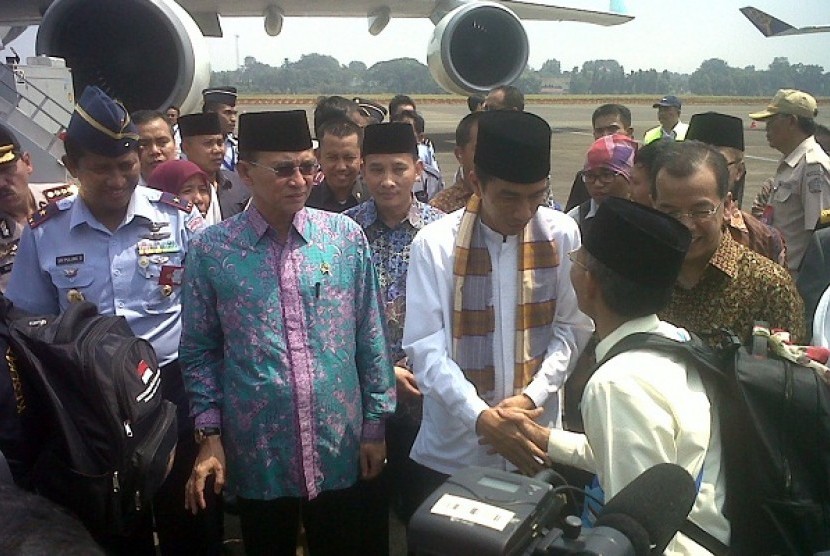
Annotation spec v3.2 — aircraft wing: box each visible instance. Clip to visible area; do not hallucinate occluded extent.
[187,0,632,25]
[740,6,830,37]
[0,0,632,25]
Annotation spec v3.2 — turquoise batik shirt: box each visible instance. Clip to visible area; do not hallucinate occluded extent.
[179,205,395,500]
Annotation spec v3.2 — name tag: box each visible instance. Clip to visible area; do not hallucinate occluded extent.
[56,254,84,266]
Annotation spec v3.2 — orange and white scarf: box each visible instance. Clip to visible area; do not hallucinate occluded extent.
[452,194,559,402]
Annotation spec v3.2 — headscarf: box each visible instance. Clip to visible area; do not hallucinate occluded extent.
[147,159,209,196]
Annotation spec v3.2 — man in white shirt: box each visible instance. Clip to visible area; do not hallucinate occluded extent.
[402,110,593,507]
[500,197,730,555]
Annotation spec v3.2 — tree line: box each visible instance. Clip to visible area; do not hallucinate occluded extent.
[210,54,830,96]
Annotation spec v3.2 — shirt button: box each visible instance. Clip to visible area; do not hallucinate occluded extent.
[113,269,121,276]
[117,301,125,309]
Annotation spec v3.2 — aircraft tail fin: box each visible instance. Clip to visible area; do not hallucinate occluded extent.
[609,0,627,15]
[740,6,794,37]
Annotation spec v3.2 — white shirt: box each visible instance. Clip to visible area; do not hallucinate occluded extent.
[403,207,593,474]
[546,315,730,555]
[566,198,599,225]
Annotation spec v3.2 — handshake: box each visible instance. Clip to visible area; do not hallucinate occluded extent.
[475,394,555,475]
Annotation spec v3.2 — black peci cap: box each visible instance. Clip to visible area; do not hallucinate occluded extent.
[178,113,223,138]
[583,197,691,289]
[686,112,745,152]
[238,110,313,153]
[474,111,551,184]
[362,122,417,157]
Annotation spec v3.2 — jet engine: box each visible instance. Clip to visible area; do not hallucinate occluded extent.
[36,0,210,114]
[427,1,529,95]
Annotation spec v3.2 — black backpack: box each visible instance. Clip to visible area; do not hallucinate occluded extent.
[6,300,178,536]
[598,331,830,555]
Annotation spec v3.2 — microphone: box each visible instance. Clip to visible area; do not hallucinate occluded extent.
[597,463,698,555]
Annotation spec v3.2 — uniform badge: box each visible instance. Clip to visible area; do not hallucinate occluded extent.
[56,254,84,266]
[0,218,11,239]
[142,231,172,241]
[0,241,18,260]
[138,256,150,268]
[136,239,180,256]
[147,222,170,232]
[158,264,184,287]
[62,268,79,278]
[67,289,85,302]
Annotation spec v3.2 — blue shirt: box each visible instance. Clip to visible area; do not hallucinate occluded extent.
[222,134,238,172]
[6,186,206,366]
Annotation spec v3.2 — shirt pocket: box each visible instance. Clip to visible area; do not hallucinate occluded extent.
[773,182,794,203]
[49,266,95,302]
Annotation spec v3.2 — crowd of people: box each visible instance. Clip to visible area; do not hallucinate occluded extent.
[0,80,829,556]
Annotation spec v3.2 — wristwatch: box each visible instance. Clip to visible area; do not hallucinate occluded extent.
[194,427,221,444]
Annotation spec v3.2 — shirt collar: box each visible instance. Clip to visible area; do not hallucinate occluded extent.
[595,314,662,361]
[354,196,425,229]
[783,136,814,168]
[707,232,740,279]
[247,204,311,243]
[69,186,153,230]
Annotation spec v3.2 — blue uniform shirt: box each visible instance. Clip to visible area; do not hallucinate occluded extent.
[6,185,206,366]
[222,134,238,172]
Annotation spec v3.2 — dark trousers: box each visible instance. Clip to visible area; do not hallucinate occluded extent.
[357,471,390,556]
[408,462,450,521]
[385,416,423,524]
[237,484,366,556]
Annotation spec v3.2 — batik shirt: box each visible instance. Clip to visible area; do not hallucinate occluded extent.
[345,198,445,363]
[660,233,805,344]
[180,206,395,500]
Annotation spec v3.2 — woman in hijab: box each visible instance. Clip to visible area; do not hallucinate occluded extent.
[148,159,218,223]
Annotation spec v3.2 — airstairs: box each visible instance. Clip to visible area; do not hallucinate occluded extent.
[0,56,73,183]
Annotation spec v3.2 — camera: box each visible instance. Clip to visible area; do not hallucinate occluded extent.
[408,464,697,556]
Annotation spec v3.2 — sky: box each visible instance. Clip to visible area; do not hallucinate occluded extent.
[7,0,830,75]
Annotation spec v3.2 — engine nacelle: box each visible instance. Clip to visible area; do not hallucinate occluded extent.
[427,1,529,95]
[36,0,210,114]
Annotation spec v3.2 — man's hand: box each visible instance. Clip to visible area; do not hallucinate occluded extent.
[496,407,550,453]
[497,394,536,410]
[185,437,225,515]
[475,408,550,475]
[360,441,386,480]
[395,366,421,400]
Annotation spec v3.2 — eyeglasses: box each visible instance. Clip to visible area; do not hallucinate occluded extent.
[248,160,319,178]
[664,203,722,222]
[567,250,588,271]
[582,169,625,184]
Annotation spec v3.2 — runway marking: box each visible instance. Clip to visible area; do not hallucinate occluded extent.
[746,155,779,163]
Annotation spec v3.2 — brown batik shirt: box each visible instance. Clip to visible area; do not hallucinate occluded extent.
[659,233,805,344]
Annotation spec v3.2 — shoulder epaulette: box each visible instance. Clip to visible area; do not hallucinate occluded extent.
[817,208,830,230]
[41,184,75,203]
[28,200,65,229]
[156,192,194,213]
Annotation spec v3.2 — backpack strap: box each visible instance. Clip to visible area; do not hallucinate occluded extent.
[679,520,729,556]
